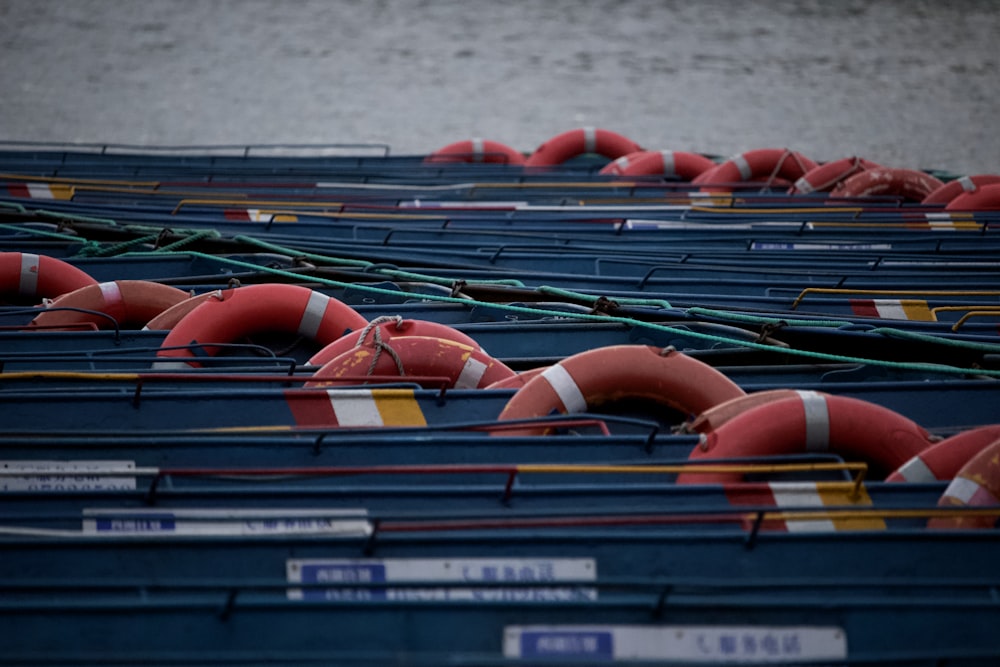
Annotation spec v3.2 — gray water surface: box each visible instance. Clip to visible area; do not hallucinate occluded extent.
[1,0,997,173]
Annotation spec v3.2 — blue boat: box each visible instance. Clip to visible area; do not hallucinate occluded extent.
[1,136,1000,665]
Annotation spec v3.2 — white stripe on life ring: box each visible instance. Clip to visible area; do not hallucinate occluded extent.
[733,154,752,180]
[958,175,975,192]
[797,390,829,452]
[895,455,935,483]
[583,126,596,154]
[660,150,676,178]
[472,137,484,163]
[455,356,488,389]
[541,364,588,414]
[793,176,815,194]
[19,253,39,297]
[298,291,329,338]
[99,281,122,303]
[943,476,999,506]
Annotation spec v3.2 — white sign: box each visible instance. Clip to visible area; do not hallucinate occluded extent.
[504,625,847,663]
[1,460,136,492]
[287,557,597,602]
[82,508,371,537]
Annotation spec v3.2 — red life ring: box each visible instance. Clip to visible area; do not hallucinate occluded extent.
[424,139,525,165]
[154,284,367,367]
[830,167,944,201]
[142,291,220,331]
[484,366,548,391]
[30,280,189,330]
[887,424,1000,483]
[945,182,1000,211]
[676,392,936,485]
[787,157,881,195]
[307,336,515,389]
[921,174,1000,205]
[0,252,97,304]
[524,127,642,167]
[495,345,745,436]
[695,148,817,192]
[678,389,813,435]
[598,150,717,180]
[928,437,1000,529]
[308,317,482,367]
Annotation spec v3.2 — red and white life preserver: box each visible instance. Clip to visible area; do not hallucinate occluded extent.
[154,284,367,367]
[830,167,944,201]
[598,150,717,180]
[495,345,745,436]
[678,389,813,435]
[694,148,818,192]
[921,174,1000,205]
[928,437,1000,529]
[307,336,515,389]
[0,252,97,304]
[30,280,189,330]
[787,157,881,195]
[424,139,526,165]
[524,127,642,167]
[676,391,936,485]
[308,317,483,367]
[484,366,549,391]
[945,182,1000,211]
[142,291,221,331]
[887,424,1000,483]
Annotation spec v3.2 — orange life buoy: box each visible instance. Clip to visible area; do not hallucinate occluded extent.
[695,148,817,192]
[142,290,221,331]
[830,167,944,201]
[945,182,1000,211]
[306,336,515,389]
[495,345,745,436]
[676,392,936,485]
[678,389,814,435]
[154,284,367,367]
[308,316,482,367]
[598,150,717,180]
[484,366,549,391]
[787,157,881,195]
[424,139,526,165]
[921,174,1000,205]
[0,252,97,304]
[887,424,1000,483]
[30,280,189,330]
[928,437,1000,529]
[524,127,642,167]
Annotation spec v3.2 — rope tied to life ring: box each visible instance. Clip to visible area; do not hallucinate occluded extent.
[792,156,879,194]
[761,149,812,190]
[353,315,407,376]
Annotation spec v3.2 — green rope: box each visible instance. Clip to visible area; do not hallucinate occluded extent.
[871,327,1000,354]
[0,222,103,255]
[0,202,27,213]
[685,306,850,329]
[231,234,526,287]
[79,233,161,258]
[137,249,1000,379]
[0,222,88,243]
[154,228,220,253]
[537,285,672,310]
[33,209,119,226]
